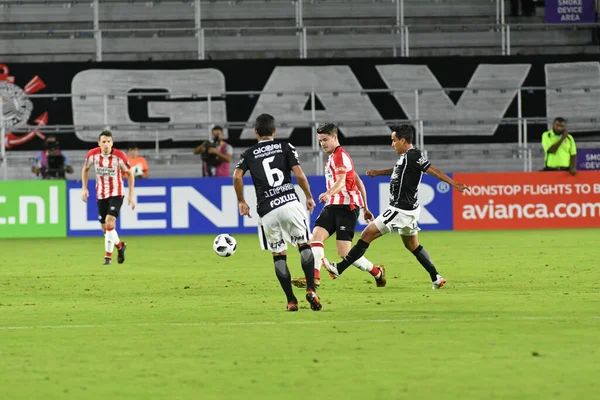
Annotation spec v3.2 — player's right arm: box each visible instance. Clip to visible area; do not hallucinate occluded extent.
[425,164,469,193]
[354,172,374,222]
[319,150,351,203]
[233,153,251,217]
[366,168,393,177]
[292,165,315,213]
[81,150,94,202]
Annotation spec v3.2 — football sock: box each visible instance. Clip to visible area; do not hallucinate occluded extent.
[299,244,316,291]
[353,257,381,278]
[353,256,372,271]
[311,241,324,280]
[412,245,439,281]
[105,228,114,257]
[337,239,370,275]
[110,229,123,250]
[274,255,296,302]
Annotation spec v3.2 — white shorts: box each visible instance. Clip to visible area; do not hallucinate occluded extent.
[374,206,421,236]
[258,201,311,253]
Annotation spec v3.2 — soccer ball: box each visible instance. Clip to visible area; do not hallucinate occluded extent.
[213,234,237,257]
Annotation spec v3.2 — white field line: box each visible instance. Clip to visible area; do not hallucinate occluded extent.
[0,315,599,331]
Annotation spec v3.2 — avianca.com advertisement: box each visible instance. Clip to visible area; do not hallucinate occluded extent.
[453,171,600,230]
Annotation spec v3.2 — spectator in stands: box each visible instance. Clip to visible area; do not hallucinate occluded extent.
[193,126,233,177]
[127,143,149,179]
[542,117,577,175]
[32,136,74,179]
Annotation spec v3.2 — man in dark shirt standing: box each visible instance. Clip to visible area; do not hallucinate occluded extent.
[324,125,469,290]
[233,113,321,312]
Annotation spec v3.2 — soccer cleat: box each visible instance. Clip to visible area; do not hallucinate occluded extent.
[291,277,321,289]
[305,290,322,311]
[323,260,340,279]
[103,257,112,265]
[117,242,127,264]
[375,265,387,287]
[432,274,446,290]
[286,301,299,312]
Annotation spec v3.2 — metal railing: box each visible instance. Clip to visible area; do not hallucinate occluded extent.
[3,85,600,179]
[0,0,599,59]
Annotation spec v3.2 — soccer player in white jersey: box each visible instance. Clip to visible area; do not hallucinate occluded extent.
[81,130,136,265]
[291,123,386,289]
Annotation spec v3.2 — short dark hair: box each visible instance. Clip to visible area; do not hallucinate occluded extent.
[317,122,338,135]
[99,130,112,140]
[254,113,276,137]
[393,124,415,144]
[554,117,566,124]
[212,125,223,132]
[128,142,139,150]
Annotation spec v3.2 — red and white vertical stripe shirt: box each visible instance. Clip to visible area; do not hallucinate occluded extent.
[84,148,131,200]
[325,146,364,209]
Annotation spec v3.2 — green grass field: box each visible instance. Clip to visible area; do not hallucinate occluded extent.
[1,229,599,400]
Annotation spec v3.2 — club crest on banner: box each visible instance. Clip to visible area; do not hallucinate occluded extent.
[0,64,49,149]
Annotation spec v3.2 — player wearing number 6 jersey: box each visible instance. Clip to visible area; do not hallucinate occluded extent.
[291,122,385,289]
[324,125,470,289]
[81,130,136,266]
[233,113,322,312]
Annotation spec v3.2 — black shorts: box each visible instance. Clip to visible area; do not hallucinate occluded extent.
[97,196,124,224]
[314,205,360,241]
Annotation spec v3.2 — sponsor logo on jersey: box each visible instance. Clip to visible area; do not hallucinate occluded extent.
[96,167,117,177]
[269,193,298,208]
[290,234,305,242]
[253,143,283,157]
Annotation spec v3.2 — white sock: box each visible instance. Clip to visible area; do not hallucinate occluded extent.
[105,230,114,255]
[311,242,324,271]
[353,256,373,272]
[110,228,121,248]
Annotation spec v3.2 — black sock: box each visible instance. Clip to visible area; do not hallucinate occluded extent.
[337,239,370,275]
[412,245,439,281]
[273,255,296,302]
[299,244,315,291]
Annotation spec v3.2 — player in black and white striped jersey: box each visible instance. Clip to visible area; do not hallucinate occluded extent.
[324,125,470,290]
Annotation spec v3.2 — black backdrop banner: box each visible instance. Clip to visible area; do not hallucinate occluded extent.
[2,54,599,151]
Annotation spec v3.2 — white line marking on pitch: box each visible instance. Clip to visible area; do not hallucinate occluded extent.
[0,316,598,331]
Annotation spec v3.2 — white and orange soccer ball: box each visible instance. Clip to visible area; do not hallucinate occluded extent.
[213,234,237,257]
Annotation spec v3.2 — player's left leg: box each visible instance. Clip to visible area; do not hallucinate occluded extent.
[332,207,385,285]
[325,222,383,278]
[335,240,386,287]
[401,233,446,290]
[97,199,112,265]
[284,202,322,311]
[272,249,298,311]
[298,242,321,311]
[104,196,126,264]
[262,209,298,311]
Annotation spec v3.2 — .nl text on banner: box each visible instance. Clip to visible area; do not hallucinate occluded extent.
[66,175,453,237]
[0,180,67,238]
[453,171,600,230]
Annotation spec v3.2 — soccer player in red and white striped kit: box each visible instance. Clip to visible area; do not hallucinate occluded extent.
[292,123,385,288]
[81,130,136,265]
